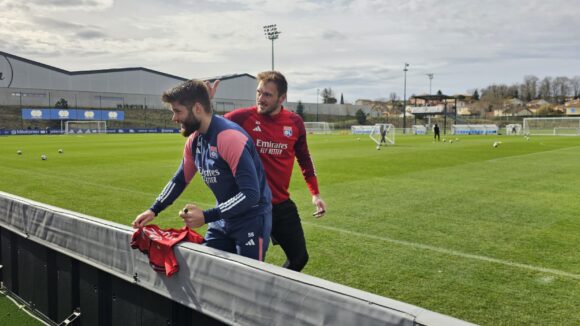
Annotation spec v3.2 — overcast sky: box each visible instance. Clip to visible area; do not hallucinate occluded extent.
[1,0,579,103]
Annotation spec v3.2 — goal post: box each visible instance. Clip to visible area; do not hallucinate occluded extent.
[64,121,107,134]
[370,123,395,146]
[304,122,334,134]
[523,117,580,136]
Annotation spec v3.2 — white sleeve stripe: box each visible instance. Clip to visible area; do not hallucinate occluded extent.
[219,192,246,213]
[157,182,175,203]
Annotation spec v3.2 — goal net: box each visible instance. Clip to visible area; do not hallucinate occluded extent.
[505,124,522,135]
[523,117,580,136]
[370,123,395,146]
[304,122,334,134]
[65,121,107,134]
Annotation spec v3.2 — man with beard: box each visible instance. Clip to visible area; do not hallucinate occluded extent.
[211,71,327,272]
[132,79,272,261]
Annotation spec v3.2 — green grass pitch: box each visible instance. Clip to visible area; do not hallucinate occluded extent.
[1,132,579,325]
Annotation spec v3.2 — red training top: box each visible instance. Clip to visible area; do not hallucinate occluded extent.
[225,106,319,204]
[131,225,204,277]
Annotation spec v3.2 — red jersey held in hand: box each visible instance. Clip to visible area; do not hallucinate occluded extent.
[131,225,204,277]
[225,106,319,204]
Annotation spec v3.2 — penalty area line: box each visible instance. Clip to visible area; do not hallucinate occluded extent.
[305,222,580,280]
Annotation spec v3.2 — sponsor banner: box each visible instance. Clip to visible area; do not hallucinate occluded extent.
[0,129,65,135]
[350,125,375,134]
[1,128,178,136]
[50,109,78,120]
[77,109,102,120]
[104,110,124,120]
[22,108,124,121]
[22,109,51,120]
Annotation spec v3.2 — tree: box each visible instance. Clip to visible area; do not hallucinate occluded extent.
[538,77,552,101]
[571,76,580,99]
[355,109,366,125]
[552,76,570,104]
[321,88,337,104]
[296,100,305,120]
[473,89,480,101]
[55,98,68,109]
[521,75,538,101]
[340,93,344,104]
[436,90,443,96]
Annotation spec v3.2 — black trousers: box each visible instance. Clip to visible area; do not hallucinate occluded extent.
[271,199,309,271]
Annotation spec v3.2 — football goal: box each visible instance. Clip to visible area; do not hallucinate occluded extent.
[523,117,580,136]
[505,124,522,135]
[304,122,334,134]
[65,121,107,134]
[370,123,395,146]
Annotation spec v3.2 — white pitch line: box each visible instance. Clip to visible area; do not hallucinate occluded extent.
[305,222,580,280]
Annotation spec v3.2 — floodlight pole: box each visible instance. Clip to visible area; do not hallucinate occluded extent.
[263,24,281,70]
[316,88,320,122]
[403,63,409,134]
[426,73,434,95]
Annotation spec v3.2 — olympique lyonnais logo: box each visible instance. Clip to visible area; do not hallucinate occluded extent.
[283,126,292,137]
[209,145,218,159]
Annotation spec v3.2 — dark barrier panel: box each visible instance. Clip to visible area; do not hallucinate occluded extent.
[0,192,476,326]
[0,228,225,326]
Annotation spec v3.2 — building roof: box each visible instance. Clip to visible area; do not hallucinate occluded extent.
[1,50,188,81]
[204,73,256,82]
[411,94,457,101]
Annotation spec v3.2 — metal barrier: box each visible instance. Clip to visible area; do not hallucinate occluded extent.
[0,191,477,326]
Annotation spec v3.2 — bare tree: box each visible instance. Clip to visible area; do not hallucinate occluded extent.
[538,77,552,101]
[552,76,570,104]
[321,88,337,104]
[521,75,538,101]
[571,76,580,99]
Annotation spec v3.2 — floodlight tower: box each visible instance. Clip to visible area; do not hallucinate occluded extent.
[403,63,409,134]
[426,73,434,95]
[263,24,281,70]
[316,88,320,122]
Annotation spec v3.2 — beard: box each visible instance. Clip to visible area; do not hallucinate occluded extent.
[180,111,201,137]
[257,98,281,115]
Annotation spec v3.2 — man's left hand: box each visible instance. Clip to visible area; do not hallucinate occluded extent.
[312,195,327,218]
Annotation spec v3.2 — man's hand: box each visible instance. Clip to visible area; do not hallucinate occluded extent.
[132,209,156,228]
[179,204,205,229]
[204,80,220,99]
[312,195,327,218]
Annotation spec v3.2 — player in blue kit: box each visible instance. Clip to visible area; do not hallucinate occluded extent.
[132,79,272,261]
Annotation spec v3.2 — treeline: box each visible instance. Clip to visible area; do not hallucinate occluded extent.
[479,75,580,103]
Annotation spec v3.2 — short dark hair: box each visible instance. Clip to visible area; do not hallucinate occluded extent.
[257,71,287,96]
[162,79,211,113]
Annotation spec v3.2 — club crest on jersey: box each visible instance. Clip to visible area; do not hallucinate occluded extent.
[283,126,292,137]
[209,146,218,159]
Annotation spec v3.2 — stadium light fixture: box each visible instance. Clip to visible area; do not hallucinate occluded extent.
[426,73,434,95]
[263,24,281,70]
[403,63,409,134]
